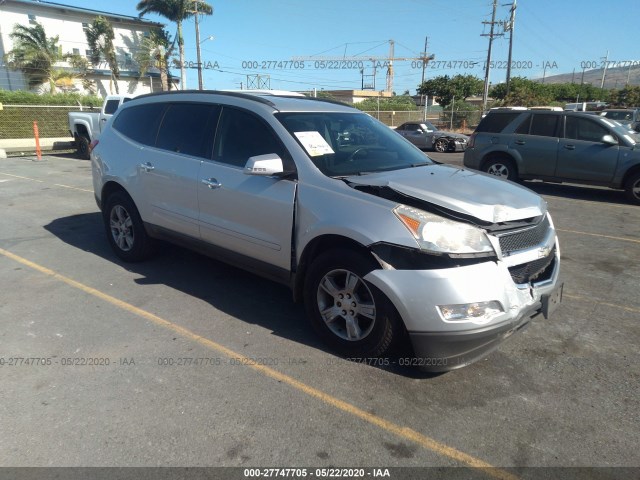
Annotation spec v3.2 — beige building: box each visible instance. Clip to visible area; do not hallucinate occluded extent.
[0,0,173,96]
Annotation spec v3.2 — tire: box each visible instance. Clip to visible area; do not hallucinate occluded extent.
[304,249,400,358]
[624,171,640,205]
[434,137,449,153]
[103,191,154,262]
[482,156,518,181]
[76,134,91,160]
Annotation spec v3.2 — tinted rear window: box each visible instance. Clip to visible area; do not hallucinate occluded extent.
[156,103,218,158]
[112,103,166,146]
[529,114,559,137]
[475,112,523,133]
[103,99,120,115]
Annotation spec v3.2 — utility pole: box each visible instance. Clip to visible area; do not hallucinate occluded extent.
[420,36,428,117]
[194,0,203,90]
[386,39,395,93]
[504,0,516,97]
[481,0,502,111]
[600,50,609,90]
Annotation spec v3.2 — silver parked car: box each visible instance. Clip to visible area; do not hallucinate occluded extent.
[91,91,562,371]
[464,109,640,204]
[395,121,469,152]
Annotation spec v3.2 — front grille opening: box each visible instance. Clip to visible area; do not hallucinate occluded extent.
[509,247,556,284]
[498,215,551,255]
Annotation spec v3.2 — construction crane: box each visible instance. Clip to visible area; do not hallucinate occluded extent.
[292,40,435,93]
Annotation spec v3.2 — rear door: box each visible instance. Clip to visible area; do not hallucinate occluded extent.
[122,102,217,238]
[556,116,619,182]
[508,113,560,177]
[197,106,296,271]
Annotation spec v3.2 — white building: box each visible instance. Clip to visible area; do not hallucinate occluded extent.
[0,0,176,96]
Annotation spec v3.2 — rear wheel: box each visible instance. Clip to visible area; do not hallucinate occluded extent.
[482,156,517,181]
[103,191,154,262]
[76,134,91,160]
[304,249,400,358]
[624,171,640,205]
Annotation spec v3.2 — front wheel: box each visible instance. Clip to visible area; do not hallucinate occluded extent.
[482,157,518,181]
[433,137,449,153]
[624,171,640,205]
[103,191,154,262]
[304,249,400,358]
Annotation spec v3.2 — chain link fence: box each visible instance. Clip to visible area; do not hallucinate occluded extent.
[0,105,86,139]
[363,109,482,133]
[0,105,484,140]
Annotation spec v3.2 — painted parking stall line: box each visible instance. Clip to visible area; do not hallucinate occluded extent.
[0,246,518,480]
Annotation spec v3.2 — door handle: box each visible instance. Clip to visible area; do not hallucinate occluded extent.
[564,144,576,150]
[514,140,526,145]
[201,178,222,189]
[139,162,154,172]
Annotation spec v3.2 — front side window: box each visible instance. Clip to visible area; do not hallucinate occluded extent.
[155,103,218,158]
[277,111,434,177]
[565,117,610,142]
[214,107,287,168]
[112,103,166,146]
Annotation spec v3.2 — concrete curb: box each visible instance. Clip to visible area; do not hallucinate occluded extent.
[0,137,75,154]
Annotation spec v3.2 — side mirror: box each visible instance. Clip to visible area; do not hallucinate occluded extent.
[601,134,618,146]
[244,153,284,176]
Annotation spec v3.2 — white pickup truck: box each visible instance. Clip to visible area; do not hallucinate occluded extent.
[68,94,134,159]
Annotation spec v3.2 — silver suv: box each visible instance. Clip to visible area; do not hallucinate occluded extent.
[463,110,640,204]
[91,91,562,371]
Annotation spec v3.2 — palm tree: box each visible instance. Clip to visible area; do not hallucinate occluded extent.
[6,22,65,92]
[136,28,174,91]
[85,16,120,94]
[136,0,213,90]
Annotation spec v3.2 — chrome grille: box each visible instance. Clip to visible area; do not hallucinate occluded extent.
[498,215,551,255]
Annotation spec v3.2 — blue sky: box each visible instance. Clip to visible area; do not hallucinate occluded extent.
[60,0,640,93]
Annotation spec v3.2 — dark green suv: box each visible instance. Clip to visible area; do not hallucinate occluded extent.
[463,110,640,204]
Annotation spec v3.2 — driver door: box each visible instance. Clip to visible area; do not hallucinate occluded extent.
[197,107,296,272]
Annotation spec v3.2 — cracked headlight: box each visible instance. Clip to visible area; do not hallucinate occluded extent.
[393,205,494,255]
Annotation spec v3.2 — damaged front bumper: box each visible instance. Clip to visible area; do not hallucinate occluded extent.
[364,246,562,372]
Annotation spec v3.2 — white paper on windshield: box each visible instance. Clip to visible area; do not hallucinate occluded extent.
[294,131,334,157]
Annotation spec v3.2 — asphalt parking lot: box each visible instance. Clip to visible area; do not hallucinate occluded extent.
[0,152,638,477]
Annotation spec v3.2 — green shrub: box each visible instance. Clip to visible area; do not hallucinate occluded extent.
[0,89,102,107]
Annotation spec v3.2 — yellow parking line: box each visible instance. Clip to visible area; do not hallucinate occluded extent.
[0,172,92,193]
[556,228,640,245]
[564,293,640,314]
[0,246,517,480]
[543,195,634,210]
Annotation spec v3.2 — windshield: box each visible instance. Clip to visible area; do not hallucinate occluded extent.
[606,121,638,145]
[276,112,433,177]
[602,111,633,121]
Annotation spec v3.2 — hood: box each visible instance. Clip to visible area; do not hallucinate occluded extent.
[346,164,546,224]
[435,132,469,140]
